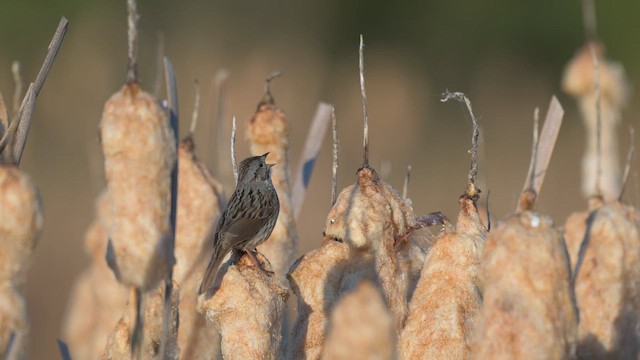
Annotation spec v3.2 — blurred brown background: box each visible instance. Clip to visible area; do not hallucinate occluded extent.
[1,0,639,358]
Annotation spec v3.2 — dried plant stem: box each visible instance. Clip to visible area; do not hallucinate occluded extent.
[590,44,602,198]
[291,102,333,218]
[189,79,201,136]
[11,61,22,116]
[231,116,238,184]
[126,0,139,84]
[518,96,565,211]
[359,35,369,168]
[619,126,635,201]
[262,71,282,105]
[440,90,480,197]
[528,107,541,192]
[159,56,180,360]
[582,0,597,40]
[331,109,338,206]
[152,31,165,98]
[10,17,68,165]
[402,165,412,200]
[212,69,229,175]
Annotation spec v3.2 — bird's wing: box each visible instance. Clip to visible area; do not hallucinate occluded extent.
[217,189,277,249]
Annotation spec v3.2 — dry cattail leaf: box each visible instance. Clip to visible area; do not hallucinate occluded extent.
[400,196,485,359]
[472,210,577,359]
[321,280,396,360]
[324,166,417,331]
[101,282,180,360]
[174,137,225,360]
[562,42,629,201]
[62,192,128,359]
[245,83,299,281]
[285,238,350,360]
[564,198,640,357]
[0,164,43,358]
[100,82,176,290]
[197,252,288,360]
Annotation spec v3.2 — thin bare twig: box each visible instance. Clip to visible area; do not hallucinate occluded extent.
[619,126,635,201]
[582,0,597,40]
[0,84,33,162]
[486,189,491,231]
[261,70,282,105]
[590,44,602,198]
[231,116,238,184]
[159,56,179,360]
[528,107,541,192]
[402,165,412,200]
[212,69,229,173]
[440,90,480,197]
[190,79,201,136]
[359,35,370,168]
[126,0,139,84]
[12,17,68,165]
[11,61,22,116]
[521,96,565,198]
[291,102,334,218]
[332,108,339,206]
[0,94,7,142]
[153,31,165,98]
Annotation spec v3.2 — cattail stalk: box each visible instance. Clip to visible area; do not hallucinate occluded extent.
[197,253,288,360]
[245,74,299,281]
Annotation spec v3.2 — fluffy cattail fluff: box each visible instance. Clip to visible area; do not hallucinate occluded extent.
[562,42,630,201]
[323,166,417,332]
[400,196,486,359]
[174,137,225,360]
[321,280,396,360]
[62,191,128,359]
[101,282,180,360]
[245,90,298,281]
[197,252,288,360]
[99,82,176,289]
[472,198,577,359]
[564,197,640,358]
[0,164,43,358]
[285,238,350,359]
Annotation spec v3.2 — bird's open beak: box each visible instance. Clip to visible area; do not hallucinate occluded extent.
[267,163,276,168]
[261,152,270,158]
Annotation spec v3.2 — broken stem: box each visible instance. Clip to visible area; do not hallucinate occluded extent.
[440,90,480,197]
[11,61,22,116]
[359,34,370,168]
[126,0,139,84]
[402,165,412,200]
[619,126,635,201]
[190,79,201,136]
[231,116,238,184]
[332,108,339,206]
[590,44,603,198]
[261,70,282,106]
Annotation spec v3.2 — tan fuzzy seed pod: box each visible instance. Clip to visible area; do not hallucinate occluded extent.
[400,196,485,360]
[324,167,416,332]
[62,191,128,359]
[174,138,225,360]
[285,238,350,360]
[246,96,299,282]
[472,211,577,359]
[99,83,176,290]
[101,281,180,360]
[197,253,288,360]
[321,280,396,360]
[564,199,640,358]
[0,164,43,358]
[562,42,630,201]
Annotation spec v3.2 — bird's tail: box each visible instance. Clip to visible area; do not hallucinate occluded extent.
[198,244,226,295]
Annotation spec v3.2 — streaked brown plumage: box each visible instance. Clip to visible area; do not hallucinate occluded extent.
[198,153,279,295]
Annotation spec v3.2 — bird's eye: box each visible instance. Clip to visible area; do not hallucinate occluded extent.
[259,163,264,168]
